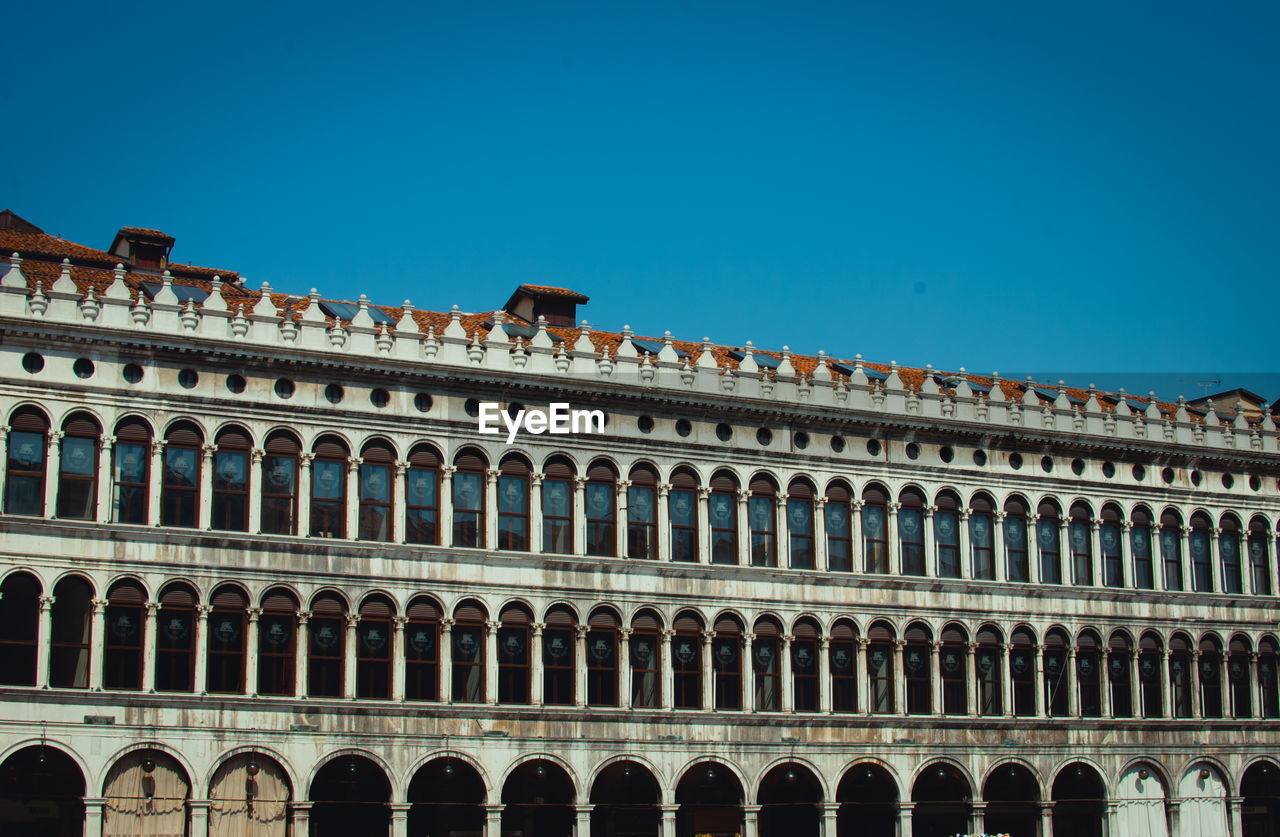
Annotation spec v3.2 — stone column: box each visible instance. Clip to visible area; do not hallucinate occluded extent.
[290,801,312,835]
[1059,519,1070,582]
[439,466,455,545]
[193,605,209,694]
[84,798,106,836]
[1102,653,1114,719]
[1067,647,1079,717]
[742,632,755,711]
[957,509,971,579]
[660,628,674,709]
[618,628,632,709]
[90,599,107,690]
[743,804,760,837]
[814,497,828,569]
[1001,643,1015,717]
[1091,519,1104,586]
[573,476,587,556]
[993,511,1007,582]
[780,633,794,712]
[390,802,411,837]
[819,636,832,713]
[245,608,260,696]
[484,804,502,837]
[1180,526,1194,593]
[1105,801,1118,837]
[1219,650,1231,719]
[697,487,712,564]
[575,625,589,707]
[702,631,715,709]
[855,638,869,714]
[0,427,8,507]
[821,803,839,837]
[1035,645,1047,718]
[575,804,592,837]
[923,506,937,577]
[297,454,313,537]
[198,443,215,530]
[393,462,408,544]
[898,801,914,837]
[973,801,986,836]
[1028,514,1042,585]
[893,639,906,714]
[248,449,264,534]
[1167,800,1181,837]
[343,614,360,698]
[736,489,751,566]
[1039,802,1054,837]
[929,641,943,714]
[295,612,310,698]
[851,499,864,573]
[1121,522,1134,588]
[142,601,159,692]
[1191,651,1203,719]
[1251,651,1264,719]
[616,479,631,558]
[148,439,166,526]
[657,484,671,562]
[42,431,62,518]
[1128,651,1141,717]
[190,799,210,837]
[776,493,789,569]
[531,623,545,706]
[485,619,500,704]
[36,595,53,688]
[485,469,500,549]
[391,616,407,701]
[96,435,114,522]
[530,473,544,553]
[1229,795,1246,837]
[966,641,978,715]
[886,501,901,575]
[661,804,678,837]
[439,618,453,702]
[345,457,362,539]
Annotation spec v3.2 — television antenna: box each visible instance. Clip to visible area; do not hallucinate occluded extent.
[1179,378,1220,398]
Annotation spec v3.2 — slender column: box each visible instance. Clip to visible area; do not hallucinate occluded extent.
[1219,649,1231,719]
[1129,651,1140,718]
[390,802,410,837]
[248,449,263,533]
[193,605,210,693]
[393,462,408,544]
[530,473,544,553]
[851,499,864,573]
[343,614,359,698]
[84,798,106,836]
[855,638,869,714]
[1102,652,1113,718]
[1191,650,1203,719]
[1059,519,1070,582]
[702,630,715,709]
[291,802,312,835]
[736,489,751,566]
[485,469,500,549]
[1035,645,1047,718]
[1180,526,1194,594]
[245,608,260,696]
[776,493,789,569]
[90,599,107,690]
[1121,521,1134,588]
[814,497,828,569]
[345,457,361,539]
[660,628,675,709]
[573,476,587,556]
[575,625,589,707]
[822,803,839,837]
[1167,800,1181,837]
[297,454,313,536]
[661,804,678,837]
[973,801,986,836]
[1252,652,1264,719]
[1106,802,1118,837]
[898,801,914,837]
[148,439,166,525]
[780,633,794,712]
[1039,802,1054,837]
[96,435,114,522]
[929,641,943,714]
[36,595,54,688]
[575,805,592,837]
[1067,647,1079,717]
[1091,519,1104,586]
[742,632,755,711]
[993,510,1007,582]
[618,628,632,709]
[1028,513,1041,585]
[42,431,62,518]
[923,506,937,577]
[1150,522,1165,592]
[696,487,712,564]
[957,509,971,578]
[616,479,631,558]
[886,501,901,575]
[485,620,499,704]
[819,636,832,713]
[198,443,215,529]
[391,616,407,701]
[893,639,906,714]
[439,467,454,545]
[142,601,159,692]
[657,484,671,562]
[531,623,545,705]
[439,618,453,702]
[966,641,978,715]
[1001,643,1015,717]
[1229,796,1246,837]
[190,800,211,837]
[295,612,310,699]
[0,428,7,506]
[484,805,502,837]
[743,804,760,837]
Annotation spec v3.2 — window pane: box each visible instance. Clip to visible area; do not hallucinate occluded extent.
[312,460,344,500]
[61,437,96,476]
[165,448,198,488]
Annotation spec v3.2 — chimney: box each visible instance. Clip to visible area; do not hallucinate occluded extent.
[109,227,175,271]
[501,284,589,328]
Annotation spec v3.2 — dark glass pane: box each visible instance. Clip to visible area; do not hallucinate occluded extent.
[61,436,95,476]
[312,460,345,500]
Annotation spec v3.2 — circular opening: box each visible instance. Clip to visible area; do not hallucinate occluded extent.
[464,399,480,418]
[73,358,94,379]
[831,435,845,453]
[675,419,692,438]
[414,392,432,412]
[370,388,391,408]
[638,415,655,434]
[21,352,43,374]
[1041,456,1053,473]
[225,374,245,394]
[506,402,525,419]
[274,378,295,399]
[1222,473,1234,489]
[972,449,987,467]
[122,363,144,384]
[1102,461,1116,479]
[715,423,732,442]
[939,446,954,463]
[905,442,920,460]
[1009,452,1023,470]
[757,428,772,446]
[866,438,882,457]
[794,431,809,450]
[1132,464,1146,481]
[178,369,198,389]
[1071,458,1085,476]
[1162,467,1175,484]
[325,384,345,404]
[1191,470,1202,487]
[1249,475,1261,492]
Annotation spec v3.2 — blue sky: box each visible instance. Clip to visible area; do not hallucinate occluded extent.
[5,1,1277,399]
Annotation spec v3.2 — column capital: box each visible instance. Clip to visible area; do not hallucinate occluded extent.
[247,607,261,622]
[345,614,361,629]
[251,448,264,463]
[697,486,712,500]
[196,604,212,618]
[144,601,161,615]
[395,461,408,476]
[392,615,409,628]
[440,617,455,630]
[531,472,545,485]
[151,439,167,455]
[38,594,55,610]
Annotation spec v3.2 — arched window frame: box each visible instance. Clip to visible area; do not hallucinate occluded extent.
[669,469,699,563]
[1130,507,1155,590]
[155,584,197,693]
[1043,630,1070,717]
[672,613,703,709]
[1219,515,1244,594]
[497,456,531,552]
[260,431,301,536]
[824,482,853,572]
[708,472,738,566]
[752,618,781,712]
[1258,637,1279,719]
[1003,497,1030,582]
[1228,635,1253,719]
[104,579,147,691]
[206,585,248,695]
[935,492,961,579]
[861,486,889,574]
[975,627,1002,716]
[1010,628,1037,717]
[903,624,932,715]
[1248,517,1273,596]
[829,621,858,713]
[358,442,396,543]
[939,627,967,715]
[627,466,658,560]
[1068,503,1094,587]
[541,457,575,555]
[451,602,486,703]
[5,407,49,516]
[1036,500,1063,585]
[712,615,742,710]
[309,437,349,539]
[404,596,441,702]
[257,588,298,697]
[356,596,394,699]
[969,495,996,581]
[585,462,617,558]
[0,572,40,686]
[161,422,203,528]
[307,594,347,698]
[586,609,619,707]
[111,418,151,524]
[1160,509,1184,591]
[1190,513,1215,593]
[56,413,100,520]
[1100,505,1124,588]
[404,445,441,546]
[897,489,926,576]
[791,619,820,712]
[1107,632,1134,719]
[1168,634,1194,718]
[1138,632,1164,718]
[542,606,575,706]
[49,575,93,689]
[1199,636,1224,719]
[211,426,251,532]
[867,623,895,713]
[786,481,816,570]
[630,612,661,709]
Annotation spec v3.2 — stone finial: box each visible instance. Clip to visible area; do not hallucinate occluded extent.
[231,304,250,338]
[530,314,554,349]
[1022,376,1038,407]
[443,304,467,339]
[658,330,680,364]
[1,252,23,289]
[299,288,324,322]
[485,312,510,346]
[813,349,830,381]
[80,287,101,322]
[179,298,198,331]
[776,345,795,377]
[573,319,594,353]
[396,300,419,335]
[988,372,1004,402]
[696,336,717,369]
[921,363,939,395]
[467,330,484,363]
[422,325,439,357]
[616,324,637,358]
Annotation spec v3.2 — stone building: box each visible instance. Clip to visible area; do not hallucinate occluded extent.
[0,209,1278,837]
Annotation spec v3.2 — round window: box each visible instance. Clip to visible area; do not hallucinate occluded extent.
[675,419,692,438]
[756,428,772,446]
[325,384,345,404]
[178,369,198,389]
[274,378,295,399]
[715,423,732,442]
[21,352,43,374]
[122,363,144,384]
[73,358,94,379]
[831,436,846,453]
[225,374,245,394]
[371,388,391,408]
[638,415,655,434]
[414,392,432,412]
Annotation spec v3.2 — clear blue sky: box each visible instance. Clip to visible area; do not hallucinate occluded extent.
[5,1,1277,397]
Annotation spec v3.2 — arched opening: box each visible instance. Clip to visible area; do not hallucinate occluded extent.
[358,440,396,542]
[861,484,889,574]
[1230,634,1254,718]
[1009,627,1036,717]
[752,616,782,712]
[676,762,742,837]
[308,755,390,837]
[356,595,395,699]
[627,464,659,560]
[587,608,621,707]
[207,584,249,695]
[0,745,84,836]
[1138,632,1165,718]
[982,762,1039,837]
[1036,498,1063,584]
[502,759,574,837]
[56,412,101,520]
[260,430,301,536]
[1051,762,1106,837]
[404,596,442,701]
[103,749,191,837]
[111,417,152,524]
[747,474,778,568]
[836,762,896,837]
[452,600,487,703]
[1220,513,1244,594]
[1076,630,1102,717]
[1169,633,1195,718]
[1159,508,1184,591]
[590,760,660,837]
[1043,629,1070,717]
[897,487,926,576]
[867,622,896,714]
[104,578,147,691]
[497,603,532,705]
[673,611,704,710]
[6,406,50,516]
[541,456,576,554]
[903,622,932,715]
[310,435,350,539]
[712,614,743,710]
[585,460,618,558]
[829,620,858,713]
[1131,506,1156,589]
[543,605,577,706]
[161,420,203,528]
[1113,763,1167,837]
[497,454,531,552]
[1260,637,1280,719]
[669,468,700,563]
[1178,763,1228,836]
[49,575,93,689]
[934,490,962,578]
[0,571,40,685]
[787,479,817,570]
[212,424,252,532]
[1100,503,1125,588]
[407,757,485,837]
[1108,630,1135,718]
[155,582,199,693]
[1200,635,1225,719]
[791,618,820,712]
[758,763,821,837]
[969,493,996,580]
[257,588,299,697]
[912,762,971,837]
[630,610,663,709]
[1241,760,1280,837]
[975,625,1003,716]
[1190,511,1215,593]
[1248,516,1273,596]
[824,481,853,572]
[452,448,488,548]
[1003,495,1030,582]
[1068,502,1094,586]
[708,471,739,565]
[208,752,292,837]
[405,444,442,546]
[307,593,348,698]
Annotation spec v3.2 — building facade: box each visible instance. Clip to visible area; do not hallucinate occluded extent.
[1,211,1279,837]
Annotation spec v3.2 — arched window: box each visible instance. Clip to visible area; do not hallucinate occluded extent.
[155,583,197,692]
[585,461,617,557]
[748,476,778,568]
[1036,499,1063,584]
[1160,509,1184,591]
[627,465,658,560]
[1100,504,1124,588]
[1010,627,1036,717]
[1169,634,1194,718]
[1003,497,1030,582]
[307,593,346,697]
[260,431,300,535]
[861,485,889,574]
[543,605,576,705]
[1259,637,1279,719]
[1108,631,1133,718]
[673,612,703,709]
[669,468,699,563]
[161,421,203,528]
[976,626,1003,716]
[1068,502,1094,586]
[0,572,40,685]
[104,578,147,691]
[112,418,151,524]
[830,620,858,713]
[1199,635,1224,718]
[310,436,349,538]
[206,584,247,694]
[897,488,925,576]
[935,491,961,578]
[1043,629,1070,717]
[405,445,441,545]
[1248,517,1273,596]
[825,482,853,572]
[56,412,100,520]
[867,622,895,713]
[630,610,661,709]
[5,407,49,516]
[257,588,298,697]
[709,471,739,565]
[586,608,619,706]
[356,595,394,699]
[904,623,932,715]
[541,457,575,554]
[752,617,781,711]
[1138,632,1164,718]
[1130,507,1155,590]
[497,455,531,551]
[49,576,92,689]
[1229,634,1253,718]
[787,480,816,570]
[969,494,996,580]
[1219,514,1244,594]
[451,450,487,548]
[792,618,820,711]
[404,596,441,701]
[940,625,968,715]
[713,614,743,710]
[212,425,251,532]
[451,601,486,702]
[358,441,396,542]
[1190,512,1214,593]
